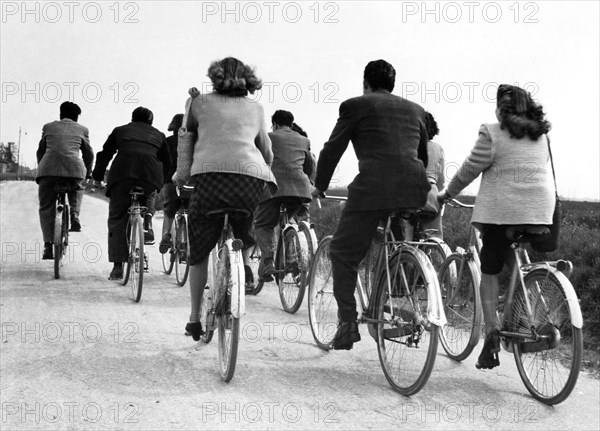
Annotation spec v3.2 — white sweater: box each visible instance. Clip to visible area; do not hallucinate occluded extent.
[447,123,554,226]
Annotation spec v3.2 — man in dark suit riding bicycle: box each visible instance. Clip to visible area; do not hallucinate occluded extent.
[311,59,430,350]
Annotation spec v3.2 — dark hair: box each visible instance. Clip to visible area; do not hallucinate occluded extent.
[496,84,551,140]
[363,59,396,92]
[59,101,81,121]
[291,122,308,137]
[272,110,294,127]
[207,57,262,97]
[168,113,184,132]
[424,112,439,140]
[131,107,154,125]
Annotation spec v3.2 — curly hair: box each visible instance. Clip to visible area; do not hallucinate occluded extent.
[496,84,551,140]
[424,111,439,140]
[207,57,262,97]
[363,59,396,92]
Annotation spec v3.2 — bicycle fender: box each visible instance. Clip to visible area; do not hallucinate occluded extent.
[540,266,583,328]
[298,220,319,253]
[403,246,447,327]
[226,239,246,318]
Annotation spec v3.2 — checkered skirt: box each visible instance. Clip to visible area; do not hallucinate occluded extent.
[187,173,265,265]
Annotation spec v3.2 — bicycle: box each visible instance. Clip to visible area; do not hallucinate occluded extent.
[437,199,483,360]
[253,201,311,314]
[53,182,72,279]
[199,208,246,382]
[307,195,446,395]
[122,187,149,303]
[161,186,191,286]
[437,199,583,405]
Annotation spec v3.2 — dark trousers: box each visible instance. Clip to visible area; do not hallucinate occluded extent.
[330,206,404,322]
[107,179,156,262]
[254,197,305,261]
[38,177,82,243]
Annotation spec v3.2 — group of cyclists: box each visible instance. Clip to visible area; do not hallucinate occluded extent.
[36,57,555,371]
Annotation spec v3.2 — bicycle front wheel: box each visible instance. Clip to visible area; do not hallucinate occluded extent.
[438,253,482,361]
[175,215,190,286]
[128,214,144,302]
[511,268,583,405]
[277,228,309,314]
[307,236,338,350]
[216,242,239,382]
[376,249,439,395]
[419,240,451,274]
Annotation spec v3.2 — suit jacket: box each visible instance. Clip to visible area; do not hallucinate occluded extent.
[262,128,313,202]
[315,90,430,211]
[92,121,170,196]
[36,119,94,182]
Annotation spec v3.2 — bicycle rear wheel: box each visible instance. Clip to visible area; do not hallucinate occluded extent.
[511,268,583,405]
[175,215,190,286]
[438,253,482,361]
[277,228,309,314]
[376,249,439,395]
[307,236,338,350]
[128,214,144,302]
[53,202,68,279]
[216,243,239,382]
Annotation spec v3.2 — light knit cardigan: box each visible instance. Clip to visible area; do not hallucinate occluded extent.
[175,93,277,188]
[447,123,554,227]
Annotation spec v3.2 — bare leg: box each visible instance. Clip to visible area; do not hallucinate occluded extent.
[189,258,209,323]
[480,273,500,336]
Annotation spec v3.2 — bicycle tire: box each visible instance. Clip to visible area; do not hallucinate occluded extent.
[53,201,68,279]
[122,218,132,286]
[175,215,190,286]
[376,248,439,395]
[438,253,482,361]
[216,242,239,382]
[511,268,583,405]
[129,214,144,302]
[162,220,175,274]
[307,236,338,350]
[419,240,451,274]
[277,228,309,314]
[359,238,380,305]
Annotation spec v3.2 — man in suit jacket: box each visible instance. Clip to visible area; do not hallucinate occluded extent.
[254,110,314,282]
[312,59,430,350]
[92,107,171,280]
[36,101,94,259]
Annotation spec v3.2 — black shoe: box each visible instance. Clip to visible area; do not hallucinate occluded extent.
[144,228,155,245]
[258,258,275,282]
[69,217,81,232]
[159,233,172,254]
[42,242,53,260]
[476,330,501,369]
[185,322,204,341]
[331,320,361,350]
[108,265,123,280]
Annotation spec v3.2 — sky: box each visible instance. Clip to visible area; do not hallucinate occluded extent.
[1,0,599,200]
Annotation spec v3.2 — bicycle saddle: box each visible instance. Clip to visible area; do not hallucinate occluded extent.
[53,182,75,193]
[505,225,551,243]
[129,186,146,196]
[205,208,252,219]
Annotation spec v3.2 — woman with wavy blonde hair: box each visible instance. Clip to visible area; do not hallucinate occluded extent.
[438,84,554,370]
[173,57,277,340]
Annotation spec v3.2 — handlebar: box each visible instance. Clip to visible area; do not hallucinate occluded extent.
[446,198,474,209]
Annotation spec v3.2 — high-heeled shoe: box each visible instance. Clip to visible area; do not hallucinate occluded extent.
[476,330,500,370]
[185,322,204,341]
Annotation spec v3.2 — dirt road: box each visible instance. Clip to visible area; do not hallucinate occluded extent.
[1,181,599,430]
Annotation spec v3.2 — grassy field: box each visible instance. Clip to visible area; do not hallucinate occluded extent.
[309,188,600,374]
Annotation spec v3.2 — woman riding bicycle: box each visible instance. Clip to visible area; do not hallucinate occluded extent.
[438,84,554,370]
[173,57,277,341]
